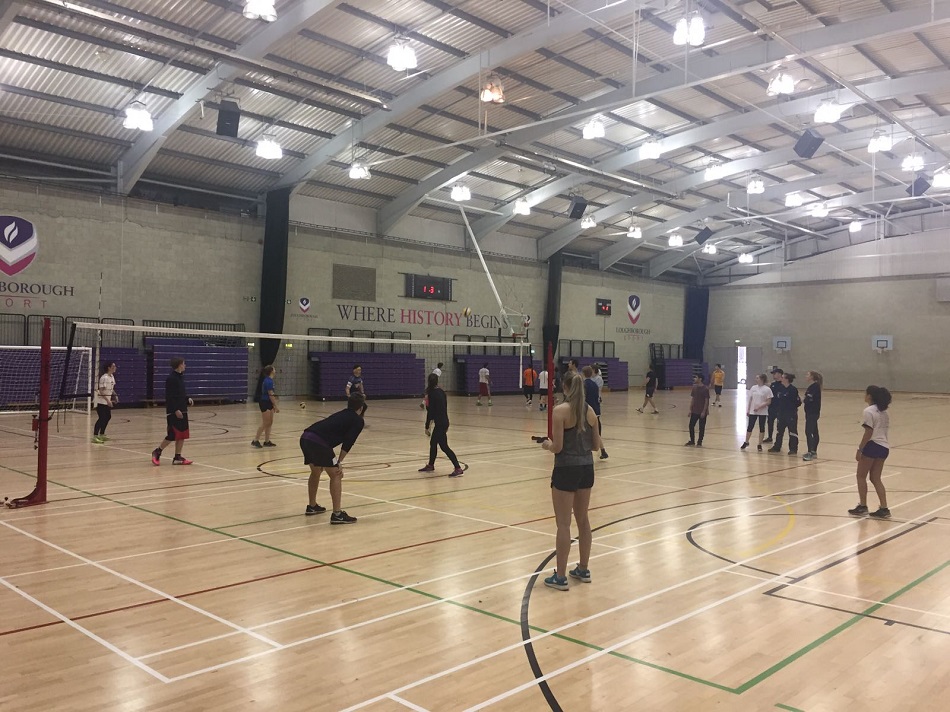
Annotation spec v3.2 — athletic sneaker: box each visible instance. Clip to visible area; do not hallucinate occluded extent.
[543,570,569,591]
[418,464,435,472]
[151,448,161,466]
[763,437,773,444]
[92,436,104,444]
[848,504,869,516]
[869,507,891,519]
[802,452,816,461]
[305,504,327,515]
[768,447,781,453]
[449,467,465,477]
[488,399,492,406]
[757,444,763,452]
[263,441,277,447]
[718,403,722,407]
[476,402,483,407]
[696,442,703,448]
[740,442,749,450]
[330,510,357,524]
[569,566,591,583]
[788,450,798,456]
[636,408,644,413]
[599,450,609,460]
[99,435,109,442]
[172,455,192,466]
[251,440,263,448]
[684,441,695,447]
[652,410,659,415]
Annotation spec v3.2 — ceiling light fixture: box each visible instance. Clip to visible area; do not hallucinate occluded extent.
[582,116,605,140]
[348,161,371,180]
[513,197,531,216]
[809,202,829,218]
[243,0,277,22]
[766,72,795,96]
[848,220,862,233]
[747,178,765,195]
[627,224,642,239]
[867,129,892,154]
[901,154,924,172]
[387,37,417,72]
[933,168,950,189]
[738,253,754,264]
[450,183,471,202]
[122,101,153,131]
[673,13,705,46]
[704,161,727,181]
[479,74,505,104]
[814,99,845,124]
[581,215,597,229]
[785,192,803,208]
[641,138,662,160]
[701,243,717,255]
[668,232,684,247]
[255,134,282,160]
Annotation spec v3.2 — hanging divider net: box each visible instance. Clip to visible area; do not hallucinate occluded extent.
[68,322,531,405]
[0,346,92,414]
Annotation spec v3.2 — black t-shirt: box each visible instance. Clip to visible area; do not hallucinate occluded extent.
[425,388,450,430]
[646,371,657,389]
[304,409,365,452]
[164,371,188,414]
[803,383,821,416]
[768,380,786,411]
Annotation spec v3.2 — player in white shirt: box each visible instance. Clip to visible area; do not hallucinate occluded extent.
[538,368,549,411]
[92,361,117,444]
[849,386,893,519]
[476,363,491,406]
[740,373,772,451]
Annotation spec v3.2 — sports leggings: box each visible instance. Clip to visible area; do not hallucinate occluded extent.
[804,413,820,453]
[428,427,460,468]
[94,404,112,436]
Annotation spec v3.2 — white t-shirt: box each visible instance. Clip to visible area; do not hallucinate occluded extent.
[432,367,442,377]
[538,370,548,389]
[747,384,771,416]
[96,373,115,407]
[862,405,890,448]
[478,367,490,384]
[592,374,604,392]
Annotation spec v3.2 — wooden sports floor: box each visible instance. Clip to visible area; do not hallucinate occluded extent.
[1,388,948,711]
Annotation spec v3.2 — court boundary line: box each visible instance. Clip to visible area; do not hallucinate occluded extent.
[388,693,431,711]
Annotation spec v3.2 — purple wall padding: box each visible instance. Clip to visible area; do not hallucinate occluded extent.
[150,339,248,402]
[309,351,426,398]
[456,355,530,395]
[99,347,147,405]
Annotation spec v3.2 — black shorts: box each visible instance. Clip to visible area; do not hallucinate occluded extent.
[523,385,534,396]
[645,387,656,398]
[259,400,275,413]
[714,385,723,395]
[300,436,337,468]
[747,414,767,432]
[862,441,889,460]
[166,414,189,441]
[551,464,595,492]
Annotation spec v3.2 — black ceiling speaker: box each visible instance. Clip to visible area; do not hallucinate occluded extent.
[907,176,931,197]
[567,195,588,219]
[216,100,241,138]
[694,227,714,244]
[793,128,824,159]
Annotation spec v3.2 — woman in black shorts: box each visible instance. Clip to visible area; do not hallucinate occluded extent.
[540,371,602,591]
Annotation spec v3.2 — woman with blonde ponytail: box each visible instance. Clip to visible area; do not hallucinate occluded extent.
[540,371,602,591]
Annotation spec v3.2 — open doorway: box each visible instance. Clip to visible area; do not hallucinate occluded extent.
[737,346,747,387]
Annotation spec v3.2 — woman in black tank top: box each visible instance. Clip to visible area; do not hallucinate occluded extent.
[540,371,602,591]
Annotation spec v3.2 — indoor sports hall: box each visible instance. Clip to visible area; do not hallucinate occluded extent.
[1,1,949,711]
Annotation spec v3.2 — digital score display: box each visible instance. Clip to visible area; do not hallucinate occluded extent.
[596,298,612,316]
[405,274,453,301]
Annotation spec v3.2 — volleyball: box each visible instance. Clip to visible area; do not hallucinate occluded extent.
[298,402,307,410]
[462,307,472,317]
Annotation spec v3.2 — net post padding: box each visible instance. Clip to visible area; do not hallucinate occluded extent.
[9,318,50,508]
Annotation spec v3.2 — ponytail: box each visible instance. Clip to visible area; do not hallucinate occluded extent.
[808,370,823,389]
[562,371,587,432]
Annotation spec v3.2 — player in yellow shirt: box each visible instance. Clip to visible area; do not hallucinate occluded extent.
[712,364,725,408]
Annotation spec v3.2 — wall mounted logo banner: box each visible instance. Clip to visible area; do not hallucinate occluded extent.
[627,294,642,325]
[0,216,38,276]
[299,297,311,313]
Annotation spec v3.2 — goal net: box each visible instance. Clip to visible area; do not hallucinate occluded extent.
[0,346,92,413]
[68,322,534,405]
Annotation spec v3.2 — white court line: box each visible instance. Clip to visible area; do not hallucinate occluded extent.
[0,520,282,650]
[389,694,430,711]
[157,468,907,679]
[0,576,170,683]
[346,490,950,712]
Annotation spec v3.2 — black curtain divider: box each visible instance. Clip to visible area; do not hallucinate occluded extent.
[258,188,292,392]
[542,252,563,362]
[683,286,709,362]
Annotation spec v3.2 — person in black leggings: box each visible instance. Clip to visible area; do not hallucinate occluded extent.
[419,373,464,477]
[92,361,117,444]
[802,371,823,461]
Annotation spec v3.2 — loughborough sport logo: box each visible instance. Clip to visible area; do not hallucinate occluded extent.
[299,297,311,313]
[0,216,38,276]
[627,294,642,325]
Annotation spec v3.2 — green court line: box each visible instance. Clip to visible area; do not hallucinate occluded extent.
[775,704,805,711]
[4,462,946,700]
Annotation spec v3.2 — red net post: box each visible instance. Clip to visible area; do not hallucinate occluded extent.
[10,318,49,508]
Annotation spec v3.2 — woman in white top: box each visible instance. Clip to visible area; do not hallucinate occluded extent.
[849,386,892,519]
[741,374,772,451]
[538,368,549,411]
[93,361,117,444]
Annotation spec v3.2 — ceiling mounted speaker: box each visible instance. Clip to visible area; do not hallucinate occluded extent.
[567,195,588,219]
[907,176,931,196]
[216,100,241,138]
[694,227,714,244]
[793,128,824,159]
